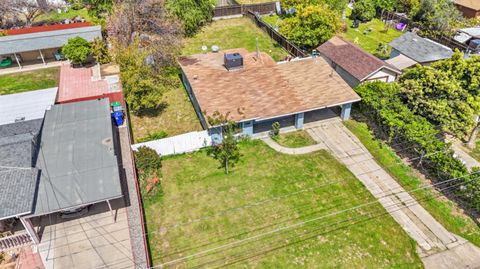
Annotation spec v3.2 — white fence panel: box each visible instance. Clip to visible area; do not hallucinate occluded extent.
[131,130,212,156]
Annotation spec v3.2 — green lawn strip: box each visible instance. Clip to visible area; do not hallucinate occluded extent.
[129,72,202,142]
[37,8,103,25]
[260,14,280,28]
[344,119,480,247]
[144,139,421,268]
[182,17,288,61]
[340,9,403,55]
[0,67,59,95]
[273,130,317,148]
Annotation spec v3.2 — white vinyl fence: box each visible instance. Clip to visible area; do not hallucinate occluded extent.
[131,130,212,156]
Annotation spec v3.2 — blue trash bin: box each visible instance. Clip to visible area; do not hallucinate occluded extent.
[112,110,123,126]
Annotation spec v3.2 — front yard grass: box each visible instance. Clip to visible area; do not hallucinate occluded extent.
[344,119,480,247]
[129,73,202,142]
[340,9,403,55]
[0,67,59,95]
[273,130,317,148]
[144,139,422,268]
[182,17,288,61]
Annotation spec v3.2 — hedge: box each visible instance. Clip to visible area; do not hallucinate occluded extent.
[355,81,480,210]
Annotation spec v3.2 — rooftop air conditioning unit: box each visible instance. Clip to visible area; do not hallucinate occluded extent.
[224,53,243,71]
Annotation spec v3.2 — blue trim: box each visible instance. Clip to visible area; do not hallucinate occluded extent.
[242,121,254,136]
[341,103,352,120]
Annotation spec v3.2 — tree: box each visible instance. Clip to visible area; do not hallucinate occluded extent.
[10,0,55,26]
[166,0,212,36]
[279,4,341,49]
[108,0,182,67]
[62,36,92,65]
[281,0,348,13]
[399,51,480,147]
[83,0,112,18]
[112,38,173,114]
[207,111,241,175]
[373,0,397,12]
[413,0,462,32]
[351,0,376,22]
[91,37,111,64]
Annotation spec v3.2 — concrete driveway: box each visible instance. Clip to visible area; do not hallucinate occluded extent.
[36,199,135,269]
[304,117,480,269]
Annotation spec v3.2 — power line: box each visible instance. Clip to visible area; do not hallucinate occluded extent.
[154,172,480,268]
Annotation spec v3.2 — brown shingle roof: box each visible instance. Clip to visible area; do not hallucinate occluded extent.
[317,37,400,81]
[455,0,480,11]
[179,48,360,123]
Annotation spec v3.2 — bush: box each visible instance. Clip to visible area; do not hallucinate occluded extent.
[271,122,280,137]
[166,0,213,36]
[279,4,341,49]
[351,0,376,22]
[137,130,168,143]
[62,36,92,65]
[134,146,162,196]
[91,38,111,64]
[355,81,480,211]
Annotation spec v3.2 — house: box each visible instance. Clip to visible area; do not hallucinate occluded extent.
[386,32,454,70]
[178,48,360,139]
[0,99,123,250]
[455,0,480,18]
[317,37,401,87]
[0,22,101,68]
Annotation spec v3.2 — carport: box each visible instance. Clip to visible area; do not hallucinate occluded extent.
[0,23,101,69]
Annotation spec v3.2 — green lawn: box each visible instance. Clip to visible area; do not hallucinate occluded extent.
[182,17,288,61]
[144,140,422,268]
[0,67,59,95]
[344,119,480,248]
[129,72,202,142]
[273,130,317,148]
[340,9,403,55]
[36,8,103,25]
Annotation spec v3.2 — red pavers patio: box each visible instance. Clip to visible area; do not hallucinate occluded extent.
[17,246,45,269]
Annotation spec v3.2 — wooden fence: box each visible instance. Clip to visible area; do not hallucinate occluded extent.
[245,11,308,58]
[213,2,277,18]
[378,9,470,52]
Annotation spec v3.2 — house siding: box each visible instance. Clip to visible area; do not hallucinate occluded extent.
[365,68,397,83]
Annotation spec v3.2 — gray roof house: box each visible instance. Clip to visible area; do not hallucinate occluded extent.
[387,32,454,70]
[0,98,122,246]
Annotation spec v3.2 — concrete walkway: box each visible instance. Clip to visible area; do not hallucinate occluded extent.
[451,142,480,170]
[305,119,480,268]
[261,136,327,155]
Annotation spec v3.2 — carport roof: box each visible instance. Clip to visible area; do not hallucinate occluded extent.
[178,48,361,123]
[32,98,122,216]
[0,25,101,55]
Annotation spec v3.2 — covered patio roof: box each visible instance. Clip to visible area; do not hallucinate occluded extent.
[31,98,122,216]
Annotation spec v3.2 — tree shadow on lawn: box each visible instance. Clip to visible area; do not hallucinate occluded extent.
[136,101,169,117]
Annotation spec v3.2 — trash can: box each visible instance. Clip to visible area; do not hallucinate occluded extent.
[112,110,123,126]
[111,102,123,126]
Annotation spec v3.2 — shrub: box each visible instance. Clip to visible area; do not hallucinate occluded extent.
[271,122,280,137]
[351,0,376,22]
[62,36,92,65]
[279,4,341,49]
[134,146,162,196]
[91,38,111,64]
[166,0,213,36]
[137,130,168,143]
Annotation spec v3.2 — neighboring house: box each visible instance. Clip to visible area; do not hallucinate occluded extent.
[455,0,480,18]
[0,87,57,125]
[386,32,454,70]
[0,22,101,68]
[0,99,123,250]
[178,48,361,140]
[317,37,401,87]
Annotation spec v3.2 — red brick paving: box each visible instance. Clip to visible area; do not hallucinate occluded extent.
[17,246,45,269]
[56,64,110,103]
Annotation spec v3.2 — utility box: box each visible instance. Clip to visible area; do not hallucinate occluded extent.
[224,53,243,71]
